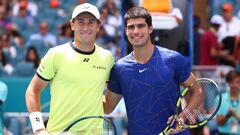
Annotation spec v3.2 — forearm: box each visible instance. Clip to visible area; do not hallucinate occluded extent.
[103,95,117,114]
[26,88,49,134]
[25,75,48,113]
[217,115,229,125]
[25,75,49,133]
[103,90,122,114]
[103,95,113,114]
[25,87,41,113]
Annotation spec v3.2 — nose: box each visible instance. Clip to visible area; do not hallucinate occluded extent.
[82,24,89,31]
[133,27,140,34]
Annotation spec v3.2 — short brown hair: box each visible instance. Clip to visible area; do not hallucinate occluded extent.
[226,70,240,82]
[124,7,152,27]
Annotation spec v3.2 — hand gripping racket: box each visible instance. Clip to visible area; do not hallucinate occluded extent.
[159,78,222,135]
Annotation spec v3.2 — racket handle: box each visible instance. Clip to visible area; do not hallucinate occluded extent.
[159,132,166,135]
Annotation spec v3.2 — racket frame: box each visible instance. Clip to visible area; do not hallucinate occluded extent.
[160,78,222,135]
[62,116,117,135]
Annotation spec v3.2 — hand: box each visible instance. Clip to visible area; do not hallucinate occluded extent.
[165,116,186,135]
[35,129,50,135]
[167,128,185,135]
[227,108,236,118]
[219,50,230,56]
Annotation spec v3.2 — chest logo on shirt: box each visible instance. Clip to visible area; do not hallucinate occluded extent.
[139,68,148,73]
[93,65,106,70]
[83,58,90,62]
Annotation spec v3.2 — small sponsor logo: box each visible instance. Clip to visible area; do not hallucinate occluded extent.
[35,117,40,122]
[83,58,90,62]
[93,65,106,70]
[139,68,148,73]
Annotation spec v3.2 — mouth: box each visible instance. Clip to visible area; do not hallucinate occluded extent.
[78,32,93,38]
[81,32,92,35]
[131,35,142,40]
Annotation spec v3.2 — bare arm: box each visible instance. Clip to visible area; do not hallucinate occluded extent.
[25,74,48,113]
[182,72,202,112]
[175,73,199,124]
[103,89,122,114]
[25,74,50,135]
[181,73,197,88]
[217,115,229,125]
[165,73,198,134]
[217,108,236,125]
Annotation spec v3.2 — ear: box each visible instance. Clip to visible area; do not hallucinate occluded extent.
[70,20,74,31]
[96,22,101,32]
[149,25,153,34]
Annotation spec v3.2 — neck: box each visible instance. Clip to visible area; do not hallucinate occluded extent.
[133,43,154,64]
[209,27,216,33]
[224,17,232,23]
[74,39,95,52]
[230,90,239,100]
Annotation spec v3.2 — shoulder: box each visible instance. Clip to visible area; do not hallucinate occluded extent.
[95,44,112,56]
[47,43,71,55]
[115,53,132,65]
[95,45,114,62]
[155,46,174,53]
[155,46,181,59]
[232,16,240,21]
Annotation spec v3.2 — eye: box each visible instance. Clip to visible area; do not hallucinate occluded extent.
[89,21,95,25]
[77,20,84,24]
[127,25,134,30]
[137,24,146,28]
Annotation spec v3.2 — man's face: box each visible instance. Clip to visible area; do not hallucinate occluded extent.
[222,10,233,21]
[125,18,153,48]
[71,12,100,44]
[39,23,49,35]
[229,77,240,91]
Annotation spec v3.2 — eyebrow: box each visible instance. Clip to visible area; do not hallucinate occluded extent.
[126,23,147,28]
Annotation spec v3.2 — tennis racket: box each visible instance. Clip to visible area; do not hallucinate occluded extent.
[159,78,222,135]
[61,116,117,135]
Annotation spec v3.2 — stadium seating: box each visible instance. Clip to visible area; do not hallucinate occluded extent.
[15,62,35,77]
[139,0,182,30]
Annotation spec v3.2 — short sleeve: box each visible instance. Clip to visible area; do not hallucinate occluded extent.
[37,49,56,81]
[107,64,122,94]
[172,51,191,83]
[105,52,115,82]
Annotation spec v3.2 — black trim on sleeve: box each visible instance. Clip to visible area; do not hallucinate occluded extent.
[36,72,51,81]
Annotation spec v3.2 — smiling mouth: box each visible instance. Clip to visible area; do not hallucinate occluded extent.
[131,36,142,40]
[81,32,91,35]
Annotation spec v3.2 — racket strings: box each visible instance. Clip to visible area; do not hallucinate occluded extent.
[180,79,221,125]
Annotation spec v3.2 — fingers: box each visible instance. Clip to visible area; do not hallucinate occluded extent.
[166,118,186,135]
[167,116,174,124]
[35,129,50,135]
[167,127,185,135]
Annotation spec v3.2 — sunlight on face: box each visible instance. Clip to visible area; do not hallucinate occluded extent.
[125,18,153,48]
[71,12,100,44]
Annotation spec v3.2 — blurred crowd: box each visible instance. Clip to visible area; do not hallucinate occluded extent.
[193,1,240,70]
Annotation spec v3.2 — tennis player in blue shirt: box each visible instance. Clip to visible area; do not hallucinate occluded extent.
[104,7,198,135]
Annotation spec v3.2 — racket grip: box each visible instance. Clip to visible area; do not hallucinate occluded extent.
[159,132,166,135]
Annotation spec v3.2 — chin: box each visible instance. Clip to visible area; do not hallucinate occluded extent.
[132,44,145,48]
